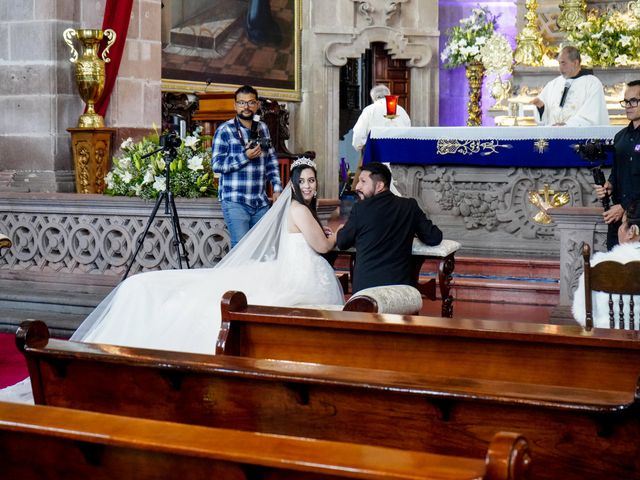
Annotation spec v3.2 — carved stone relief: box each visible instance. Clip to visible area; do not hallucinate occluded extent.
[392,164,601,256]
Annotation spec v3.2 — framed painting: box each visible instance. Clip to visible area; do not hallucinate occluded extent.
[161,0,301,101]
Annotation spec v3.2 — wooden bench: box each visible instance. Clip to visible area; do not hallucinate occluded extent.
[218,291,640,392]
[16,320,634,480]
[0,402,529,480]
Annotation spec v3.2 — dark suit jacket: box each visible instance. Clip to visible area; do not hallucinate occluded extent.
[336,190,443,293]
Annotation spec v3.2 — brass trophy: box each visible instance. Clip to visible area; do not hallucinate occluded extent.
[63,28,117,194]
[63,28,116,128]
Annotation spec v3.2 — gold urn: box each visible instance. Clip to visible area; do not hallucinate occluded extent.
[63,28,116,128]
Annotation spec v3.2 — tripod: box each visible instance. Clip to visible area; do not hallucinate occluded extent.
[122,142,191,281]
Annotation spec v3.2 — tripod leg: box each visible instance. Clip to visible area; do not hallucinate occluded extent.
[122,192,166,281]
[167,192,191,270]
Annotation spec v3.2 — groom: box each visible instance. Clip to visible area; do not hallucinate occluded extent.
[336,162,442,293]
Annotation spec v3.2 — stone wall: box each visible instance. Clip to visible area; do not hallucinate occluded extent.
[0,0,161,193]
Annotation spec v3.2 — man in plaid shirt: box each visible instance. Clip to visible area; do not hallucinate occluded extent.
[212,85,283,247]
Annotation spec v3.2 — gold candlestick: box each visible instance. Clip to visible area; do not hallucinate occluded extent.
[514,0,545,66]
[465,62,484,126]
[557,0,587,31]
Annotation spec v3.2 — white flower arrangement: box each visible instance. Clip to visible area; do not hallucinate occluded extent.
[567,9,640,67]
[105,127,217,200]
[441,6,498,69]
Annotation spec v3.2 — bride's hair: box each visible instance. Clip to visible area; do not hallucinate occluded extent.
[290,164,321,226]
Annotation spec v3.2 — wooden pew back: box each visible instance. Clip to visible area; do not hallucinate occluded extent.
[218,291,640,392]
[18,320,635,480]
[0,401,529,480]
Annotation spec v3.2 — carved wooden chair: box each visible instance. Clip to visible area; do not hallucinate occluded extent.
[582,243,640,330]
[0,233,11,259]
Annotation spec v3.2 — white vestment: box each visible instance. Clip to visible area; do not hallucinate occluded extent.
[352,98,411,152]
[572,242,640,329]
[535,74,609,126]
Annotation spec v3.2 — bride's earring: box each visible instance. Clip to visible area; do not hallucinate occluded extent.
[313,191,317,198]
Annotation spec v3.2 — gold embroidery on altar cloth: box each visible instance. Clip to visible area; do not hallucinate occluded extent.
[436,139,513,156]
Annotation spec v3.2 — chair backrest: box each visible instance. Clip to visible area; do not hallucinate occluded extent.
[582,243,640,330]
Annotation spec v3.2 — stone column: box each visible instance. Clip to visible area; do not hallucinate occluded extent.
[548,207,608,305]
[0,0,161,193]
[297,0,439,198]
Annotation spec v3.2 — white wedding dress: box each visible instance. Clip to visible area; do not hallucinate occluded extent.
[0,185,343,401]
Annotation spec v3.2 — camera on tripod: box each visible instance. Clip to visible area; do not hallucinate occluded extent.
[159,130,182,151]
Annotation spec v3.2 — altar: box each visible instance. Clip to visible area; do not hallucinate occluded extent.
[363,126,622,258]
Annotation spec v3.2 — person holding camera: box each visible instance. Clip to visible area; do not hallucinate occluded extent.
[212,85,282,247]
[595,80,640,250]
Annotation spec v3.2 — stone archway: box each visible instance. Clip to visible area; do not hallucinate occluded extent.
[297,1,439,198]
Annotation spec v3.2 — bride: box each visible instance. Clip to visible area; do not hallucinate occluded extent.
[1,157,345,403]
[70,157,344,355]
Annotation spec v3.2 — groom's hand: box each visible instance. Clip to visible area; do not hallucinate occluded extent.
[272,191,281,202]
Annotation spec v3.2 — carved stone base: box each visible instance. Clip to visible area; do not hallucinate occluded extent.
[391,164,605,258]
[67,128,116,194]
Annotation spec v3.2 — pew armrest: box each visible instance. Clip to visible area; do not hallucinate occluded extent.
[344,285,423,315]
[412,238,461,257]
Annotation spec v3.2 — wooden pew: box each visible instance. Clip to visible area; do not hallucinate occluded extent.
[16,320,634,480]
[0,402,529,480]
[217,291,640,392]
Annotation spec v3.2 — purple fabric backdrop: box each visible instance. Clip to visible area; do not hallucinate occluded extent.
[438,1,517,126]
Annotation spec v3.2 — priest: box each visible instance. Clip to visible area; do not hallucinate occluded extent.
[531,46,609,126]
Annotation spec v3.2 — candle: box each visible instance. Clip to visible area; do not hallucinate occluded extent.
[385,95,398,117]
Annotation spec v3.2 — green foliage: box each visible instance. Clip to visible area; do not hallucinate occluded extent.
[105,129,217,200]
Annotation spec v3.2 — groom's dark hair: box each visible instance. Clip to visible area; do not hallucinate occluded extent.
[361,162,391,189]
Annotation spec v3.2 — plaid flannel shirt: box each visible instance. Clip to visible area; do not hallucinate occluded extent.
[211,118,282,207]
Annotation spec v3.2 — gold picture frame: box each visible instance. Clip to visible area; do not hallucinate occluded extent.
[161,0,301,101]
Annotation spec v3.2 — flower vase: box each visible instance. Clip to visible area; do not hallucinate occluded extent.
[465,62,485,126]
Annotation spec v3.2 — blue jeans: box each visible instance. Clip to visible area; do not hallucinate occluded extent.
[221,200,270,247]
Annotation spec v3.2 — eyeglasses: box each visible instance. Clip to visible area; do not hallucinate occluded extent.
[619,98,640,108]
[236,100,258,107]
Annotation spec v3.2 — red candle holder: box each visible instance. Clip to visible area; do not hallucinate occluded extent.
[384,95,398,118]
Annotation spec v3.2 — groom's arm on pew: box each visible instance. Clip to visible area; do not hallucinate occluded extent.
[217,290,640,392]
[0,402,531,480]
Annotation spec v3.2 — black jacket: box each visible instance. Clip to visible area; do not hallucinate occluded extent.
[336,190,443,293]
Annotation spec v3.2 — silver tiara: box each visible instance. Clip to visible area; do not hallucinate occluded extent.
[291,157,316,170]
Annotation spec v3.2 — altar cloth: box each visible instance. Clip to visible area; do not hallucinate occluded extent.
[363,126,622,167]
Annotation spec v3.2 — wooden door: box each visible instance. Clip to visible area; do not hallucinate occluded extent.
[369,42,410,114]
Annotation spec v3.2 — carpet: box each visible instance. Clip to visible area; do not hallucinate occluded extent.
[0,333,28,389]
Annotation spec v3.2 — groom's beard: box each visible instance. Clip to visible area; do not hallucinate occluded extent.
[237,110,253,121]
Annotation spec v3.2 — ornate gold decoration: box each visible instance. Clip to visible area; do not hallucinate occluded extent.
[68,128,115,194]
[514,0,545,66]
[629,0,640,18]
[481,33,513,110]
[465,62,485,126]
[533,138,549,154]
[557,0,587,31]
[437,139,512,156]
[528,184,570,224]
[63,28,116,128]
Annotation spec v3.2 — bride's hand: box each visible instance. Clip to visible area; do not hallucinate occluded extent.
[323,226,333,237]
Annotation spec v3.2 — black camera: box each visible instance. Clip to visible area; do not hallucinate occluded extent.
[572,139,614,161]
[159,131,182,150]
[572,139,613,211]
[247,136,272,150]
